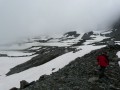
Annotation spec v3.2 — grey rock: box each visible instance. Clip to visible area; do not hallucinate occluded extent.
[81,31,93,40]
[20,80,29,89]
[64,31,80,38]
[10,87,18,90]
[88,77,99,83]
[0,53,8,57]
[39,75,49,81]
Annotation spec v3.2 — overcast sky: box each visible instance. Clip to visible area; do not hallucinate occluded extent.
[0,0,120,44]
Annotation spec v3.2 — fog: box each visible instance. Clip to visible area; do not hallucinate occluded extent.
[0,0,120,44]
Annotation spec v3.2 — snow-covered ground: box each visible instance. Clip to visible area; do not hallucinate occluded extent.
[0,39,74,51]
[0,56,35,77]
[29,46,41,50]
[0,51,33,57]
[83,34,109,45]
[0,33,84,51]
[61,33,84,43]
[115,41,120,45]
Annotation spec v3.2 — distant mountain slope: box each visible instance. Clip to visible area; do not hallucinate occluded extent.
[6,30,111,76]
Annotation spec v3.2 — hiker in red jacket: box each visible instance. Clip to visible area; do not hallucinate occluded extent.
[97,52,109,79]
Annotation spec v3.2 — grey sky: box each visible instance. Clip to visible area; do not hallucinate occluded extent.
[0,0,120,44]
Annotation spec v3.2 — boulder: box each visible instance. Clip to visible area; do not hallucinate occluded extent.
[64,31,80,37]
[10,87,18,90]
[88,77,99,83]
[81,31,93,40]
[39,75,49,81]
[20,80,29,89]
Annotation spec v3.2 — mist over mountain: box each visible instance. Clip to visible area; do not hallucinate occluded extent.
[0,0,120,44]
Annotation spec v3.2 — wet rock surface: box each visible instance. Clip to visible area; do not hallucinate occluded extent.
[13,45,120,90]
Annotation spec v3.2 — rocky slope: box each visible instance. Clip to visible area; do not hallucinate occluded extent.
[11,45,120,90]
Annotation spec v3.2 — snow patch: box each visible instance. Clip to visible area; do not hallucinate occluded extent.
[83,34,109,45]
[118,61,120,67]
[116,51,120,67]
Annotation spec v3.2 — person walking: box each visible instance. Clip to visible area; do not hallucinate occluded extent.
[96,52,109,79]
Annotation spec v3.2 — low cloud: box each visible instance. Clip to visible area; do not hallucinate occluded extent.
[0,0,120,44]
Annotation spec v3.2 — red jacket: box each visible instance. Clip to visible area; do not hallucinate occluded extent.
[97,54,109,67]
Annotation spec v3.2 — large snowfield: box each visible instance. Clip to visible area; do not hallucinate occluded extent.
[0,33,119,90]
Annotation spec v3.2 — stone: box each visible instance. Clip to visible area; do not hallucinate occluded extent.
[88,77,99,83]
[20,80,29,89]
[10,87,18,90]
[39,75,49,81]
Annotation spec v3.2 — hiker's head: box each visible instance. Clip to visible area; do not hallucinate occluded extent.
[98,50,108,55]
